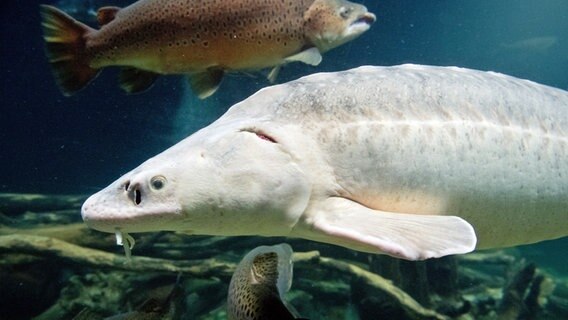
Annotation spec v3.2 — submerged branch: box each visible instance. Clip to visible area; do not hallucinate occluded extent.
[1,234,445,319]
[0,193,87,216]
[293,251,448,320]
[0,234,235,277]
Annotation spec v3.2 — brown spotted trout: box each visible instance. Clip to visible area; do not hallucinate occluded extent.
[227,244,307,320]
[39,0,375,98]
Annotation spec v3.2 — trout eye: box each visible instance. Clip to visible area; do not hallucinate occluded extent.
[150,176,167,191]
[339,6,353,19]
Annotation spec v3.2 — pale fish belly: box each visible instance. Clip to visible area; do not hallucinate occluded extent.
[329,120,567,249]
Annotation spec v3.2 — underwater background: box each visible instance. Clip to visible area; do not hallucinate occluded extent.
[1,0,567,319]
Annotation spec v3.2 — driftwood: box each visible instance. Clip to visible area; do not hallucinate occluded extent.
[0,193,87,216]
[497,263,555,319]
[0,233,444,319]
[0,234,235,277]
[293,251,447,320]
[458,251,517,265]
[0,223,99,245]
[1,192,567,319]
[498,263,536,318]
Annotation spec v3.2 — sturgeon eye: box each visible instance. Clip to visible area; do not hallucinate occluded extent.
[150,176,166,191]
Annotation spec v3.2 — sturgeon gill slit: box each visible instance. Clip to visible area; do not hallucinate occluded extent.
[240,128,277,143]
[256,132,276,143]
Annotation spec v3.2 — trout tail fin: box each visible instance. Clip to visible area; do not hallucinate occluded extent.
[40,5,100,96]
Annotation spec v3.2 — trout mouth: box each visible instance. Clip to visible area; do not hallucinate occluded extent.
[352,12,376,27]
[344,12,376,37]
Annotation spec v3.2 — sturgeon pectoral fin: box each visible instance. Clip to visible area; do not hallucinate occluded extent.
[284,47,322,66]
[302,197,477,260]
[189,69,224,99]
[119,67,159,94]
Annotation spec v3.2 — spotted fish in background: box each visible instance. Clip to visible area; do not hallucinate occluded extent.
[227,244,308,320]
[39,0,376,98]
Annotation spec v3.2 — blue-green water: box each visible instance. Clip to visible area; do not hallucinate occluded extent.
[1,0,567,319]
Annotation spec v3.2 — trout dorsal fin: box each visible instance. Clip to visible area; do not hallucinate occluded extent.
[97,6,121,27]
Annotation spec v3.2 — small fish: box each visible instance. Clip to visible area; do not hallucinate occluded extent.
[39,0,376,98]
[227,244,307,320]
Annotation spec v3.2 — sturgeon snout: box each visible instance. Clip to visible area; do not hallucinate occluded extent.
[81,174,182,233]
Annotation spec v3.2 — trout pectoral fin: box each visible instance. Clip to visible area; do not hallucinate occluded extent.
[284,47,322,66]
[300,197,477,260]
[189,69,224,99]
[119,68,159,94]
[97,6,121,26]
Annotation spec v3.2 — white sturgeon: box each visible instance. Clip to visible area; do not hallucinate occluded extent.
[82,64,568,260]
